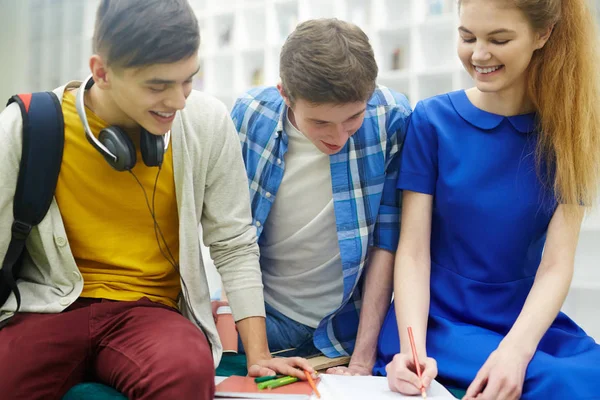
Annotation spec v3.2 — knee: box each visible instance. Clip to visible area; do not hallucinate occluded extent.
[147,337,215,398]
[172,345,215,383]
[524,360,596,399]
[158,335,214,378]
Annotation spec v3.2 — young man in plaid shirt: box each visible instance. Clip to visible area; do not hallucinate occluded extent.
[231,18,411,375]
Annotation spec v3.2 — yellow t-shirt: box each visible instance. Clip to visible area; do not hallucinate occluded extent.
[56,91,181,308]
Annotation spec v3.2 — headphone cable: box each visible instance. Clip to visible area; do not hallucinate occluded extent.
[129,169,190,303]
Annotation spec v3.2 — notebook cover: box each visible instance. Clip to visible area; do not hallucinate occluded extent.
[215,375,315,398]
[306,355,351,371]
[215,306,238,353]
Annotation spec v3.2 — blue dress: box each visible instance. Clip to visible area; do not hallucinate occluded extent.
[374,90,600,399]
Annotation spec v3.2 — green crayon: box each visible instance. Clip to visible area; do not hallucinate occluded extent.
[257,376,293,390]
[264,376,299,390]
[254,374,284,383]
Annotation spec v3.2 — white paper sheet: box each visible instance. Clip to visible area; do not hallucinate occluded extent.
[311,375,456,399]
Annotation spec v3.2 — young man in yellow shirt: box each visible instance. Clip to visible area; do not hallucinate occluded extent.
[0,1,311,399]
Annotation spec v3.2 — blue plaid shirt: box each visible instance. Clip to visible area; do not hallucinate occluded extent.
[231,86,411,357]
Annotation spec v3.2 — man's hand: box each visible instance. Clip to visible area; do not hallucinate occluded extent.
[237,317,315,380]
[247,356,316,380]
[463,343,530,400]
[326,361,372,376]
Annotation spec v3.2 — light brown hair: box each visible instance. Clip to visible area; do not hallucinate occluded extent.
[280,18,378,105]
[93,0,200,69]
[461,0,600,209]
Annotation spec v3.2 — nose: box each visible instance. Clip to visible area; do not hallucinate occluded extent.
[472,41,491,62]
[164,85,188,110]
[333,124,351,145]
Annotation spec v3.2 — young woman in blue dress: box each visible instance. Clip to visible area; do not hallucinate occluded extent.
[374,1,600,399]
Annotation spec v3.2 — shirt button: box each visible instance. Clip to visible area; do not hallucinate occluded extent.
[265,192,272,198]
[276,159,282,165]
[55,236,67,247]
[59,297,71,307]
[255,221,262,227]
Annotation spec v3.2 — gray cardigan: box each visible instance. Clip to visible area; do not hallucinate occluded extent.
[0,82,265,366]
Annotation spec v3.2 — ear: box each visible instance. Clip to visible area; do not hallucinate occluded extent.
[277,82,292,108]
[535,24,554,50]
[89,54,111,89]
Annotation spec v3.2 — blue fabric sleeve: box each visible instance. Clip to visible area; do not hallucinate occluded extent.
[372,97,411,252]
[396,101,438,195]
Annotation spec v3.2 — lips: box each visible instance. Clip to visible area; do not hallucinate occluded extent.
[150,111,176,123]
[322,141,341,151]
[153,111,175,118]
[473,65,504,74]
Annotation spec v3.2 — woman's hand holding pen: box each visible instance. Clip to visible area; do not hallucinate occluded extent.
[463,341,531,400]
[386,352,438,396]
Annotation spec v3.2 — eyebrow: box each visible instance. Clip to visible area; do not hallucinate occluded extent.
[144,66,201,85]
[309,108,367,124]
[458,27,516,35]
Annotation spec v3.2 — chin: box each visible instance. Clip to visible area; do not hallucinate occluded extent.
[474,82,503,93]
[143,122,171,136]
[325,148,343,156]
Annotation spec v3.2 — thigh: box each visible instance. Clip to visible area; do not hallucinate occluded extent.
[93,299,215,400]
[263,302,316,354]
[523,337,600,399]
[0,308,91,400]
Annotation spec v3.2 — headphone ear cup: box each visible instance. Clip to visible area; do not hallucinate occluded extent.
[98,126,137,171]
[140,129,164,167]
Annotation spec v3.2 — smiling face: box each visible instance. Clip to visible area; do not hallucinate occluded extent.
[458,0,550,96]
[99,55,200,135]
[280,86,367,155]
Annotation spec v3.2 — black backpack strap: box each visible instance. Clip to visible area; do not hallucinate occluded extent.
[0,92,64,312]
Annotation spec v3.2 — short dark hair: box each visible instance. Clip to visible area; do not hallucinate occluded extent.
[280,18,378,105]
[93,0,200,69]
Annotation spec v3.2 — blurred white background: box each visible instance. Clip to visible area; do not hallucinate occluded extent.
[0,0,598,340]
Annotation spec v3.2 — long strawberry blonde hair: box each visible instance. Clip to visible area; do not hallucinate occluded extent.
[462,0,600,209]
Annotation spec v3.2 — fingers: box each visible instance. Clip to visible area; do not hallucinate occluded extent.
[258,357,314,380]
[247,364,276,377]
[278,356,315,378]
[385,353,423,394]
[477,377,502,400]
[276,364,307,380]
[421,357,438,388]
[326,366,349,375]
[286,356,315,374]
[465,364,490,398]
[387,375,422,396]
[480,374,521,400]
[327,366,367,376]
[348,365,371,376]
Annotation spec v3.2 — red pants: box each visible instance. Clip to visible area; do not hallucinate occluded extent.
[0,297,215,400]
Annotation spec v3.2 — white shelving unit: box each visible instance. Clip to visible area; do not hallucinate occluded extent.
[191,0,467,109]
[6,0,600,340]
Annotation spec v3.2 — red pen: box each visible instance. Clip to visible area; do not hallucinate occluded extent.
[408,326,427,399]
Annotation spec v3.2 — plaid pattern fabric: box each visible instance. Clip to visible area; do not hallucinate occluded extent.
[231,86,411,357]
